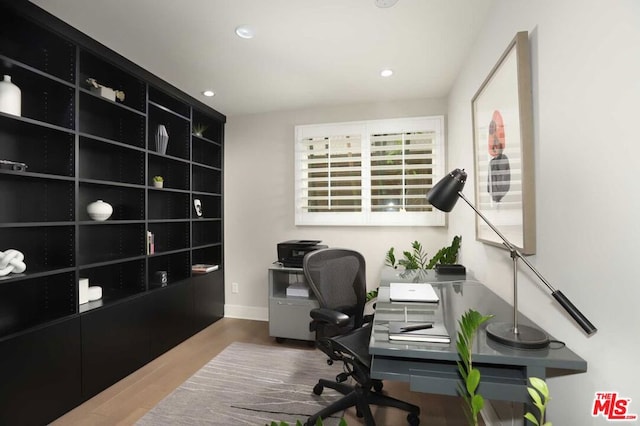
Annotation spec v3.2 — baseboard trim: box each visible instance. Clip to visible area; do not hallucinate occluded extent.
[224,304,268,321]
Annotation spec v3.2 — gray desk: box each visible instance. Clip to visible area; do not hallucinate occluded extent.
[369,268,587,403]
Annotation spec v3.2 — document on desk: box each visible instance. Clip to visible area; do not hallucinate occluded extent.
[389,282,439,303]
[388,321,450,343]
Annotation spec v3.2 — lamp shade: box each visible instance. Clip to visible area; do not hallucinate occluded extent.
[426,168,467,212]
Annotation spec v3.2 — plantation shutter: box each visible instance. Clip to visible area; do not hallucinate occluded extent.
[370,130,438,213]
[295,116,445,226]
[298,134,362,212]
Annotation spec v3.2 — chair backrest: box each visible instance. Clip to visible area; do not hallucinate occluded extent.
[303,248,367,330]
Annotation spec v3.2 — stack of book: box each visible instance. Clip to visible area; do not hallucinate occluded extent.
[146,231,155,255]
[286,282,310,297]
[191,264,219,274]
[387,321,450,343]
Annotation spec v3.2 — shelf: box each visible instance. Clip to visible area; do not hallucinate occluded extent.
[0,225,75,273]
[0,6,75,83]
[147,155,190,190]
[192,245,223,267]
[78,223,145,266]
[148,190,191,220]
[148,221,190,253]
[192,137,222,169]
[78,259,146,310]
[0,114,74,177]
[148,104,190,160]
[0,271,76,338]
[148,250,191,287]
[79,182,145,221]
[80,136,145,185]
[192,220,221,247]
[0,2,226,422]
[192,164,221,194]
[0,175,74,223]
[79,92,146,148]
[191,194,221,219]
[0,65,75,129]
[149,86,190,119]
[192,109,224,143]
[79,50,146,113]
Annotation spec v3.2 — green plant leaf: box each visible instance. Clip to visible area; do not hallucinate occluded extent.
[524,412,540,426]
[457,362,468,381]
[384,247,396,268]
[410,240,429,269]
[398,251,420,269]
[471,393,485,414]
[527,387,543,408]
[466,368,481,394]
[366,288,378,302]
[456,309,493,426]
[529,377,550,399]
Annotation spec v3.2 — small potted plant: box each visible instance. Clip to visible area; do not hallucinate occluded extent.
[193,123,208,137]
[153,175,164,188]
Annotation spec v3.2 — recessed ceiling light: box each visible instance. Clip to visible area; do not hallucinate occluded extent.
[375,0,399,8]
[235,25,255,39]
[202,90,215,97]
[380,69,394,77]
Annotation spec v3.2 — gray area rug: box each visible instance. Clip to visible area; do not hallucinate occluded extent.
[137,342,344,425]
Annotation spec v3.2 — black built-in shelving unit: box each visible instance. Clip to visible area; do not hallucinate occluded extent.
[0,1,225,424]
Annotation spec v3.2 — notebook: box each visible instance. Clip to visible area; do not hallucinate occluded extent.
[389,282,439,303]
[388,321,450,343]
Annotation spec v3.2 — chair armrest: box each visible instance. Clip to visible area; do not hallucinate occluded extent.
[310,308,351,328]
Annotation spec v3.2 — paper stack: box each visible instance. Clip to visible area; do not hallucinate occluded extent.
[286,282,310,297]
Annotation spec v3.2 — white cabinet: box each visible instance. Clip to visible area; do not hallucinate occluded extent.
[268,266,319,342]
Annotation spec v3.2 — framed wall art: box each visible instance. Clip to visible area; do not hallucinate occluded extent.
[471,31,536,254]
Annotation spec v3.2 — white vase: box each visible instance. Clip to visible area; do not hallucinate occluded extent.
[0,75,21,116]
[155,124,169,155]
[87,200,113,221]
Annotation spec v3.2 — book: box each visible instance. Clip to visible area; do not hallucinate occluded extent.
[389,282,439,303]
[192,264,219,273]
[388,321,450,343]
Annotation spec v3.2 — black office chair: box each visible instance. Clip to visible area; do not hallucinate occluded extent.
[303,248,420,426]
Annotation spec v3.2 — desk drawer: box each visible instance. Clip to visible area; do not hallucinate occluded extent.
[372,357,529,402]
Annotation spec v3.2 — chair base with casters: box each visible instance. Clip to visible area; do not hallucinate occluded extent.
[305,324,420,426]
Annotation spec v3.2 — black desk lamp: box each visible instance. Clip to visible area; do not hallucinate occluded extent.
[427,168,597,349]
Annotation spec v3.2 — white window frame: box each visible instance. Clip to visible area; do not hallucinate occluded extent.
[295,116,446,227]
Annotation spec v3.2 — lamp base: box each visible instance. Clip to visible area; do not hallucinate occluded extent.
[486,322,550,349]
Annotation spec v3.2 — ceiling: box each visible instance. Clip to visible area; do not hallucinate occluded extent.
[30,0,495,117]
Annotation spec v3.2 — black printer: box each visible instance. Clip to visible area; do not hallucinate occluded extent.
[277,240,327,268]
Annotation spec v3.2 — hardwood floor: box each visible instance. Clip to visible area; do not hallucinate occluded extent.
[52,318,473,425]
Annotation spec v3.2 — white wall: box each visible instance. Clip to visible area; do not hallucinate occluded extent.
[446,0,640,424]
[224,98,452,320]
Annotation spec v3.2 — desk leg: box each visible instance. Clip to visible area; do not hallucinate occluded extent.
[523,366,546,426]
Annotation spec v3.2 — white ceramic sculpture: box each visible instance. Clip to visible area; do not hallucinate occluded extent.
[87,200,113,221]
[88,286,102,301]
[0,249,26,276]
[0,75,21,116]
[155,124,169,155]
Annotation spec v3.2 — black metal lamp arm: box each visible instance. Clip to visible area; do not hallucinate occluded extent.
[457,191,597,336]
